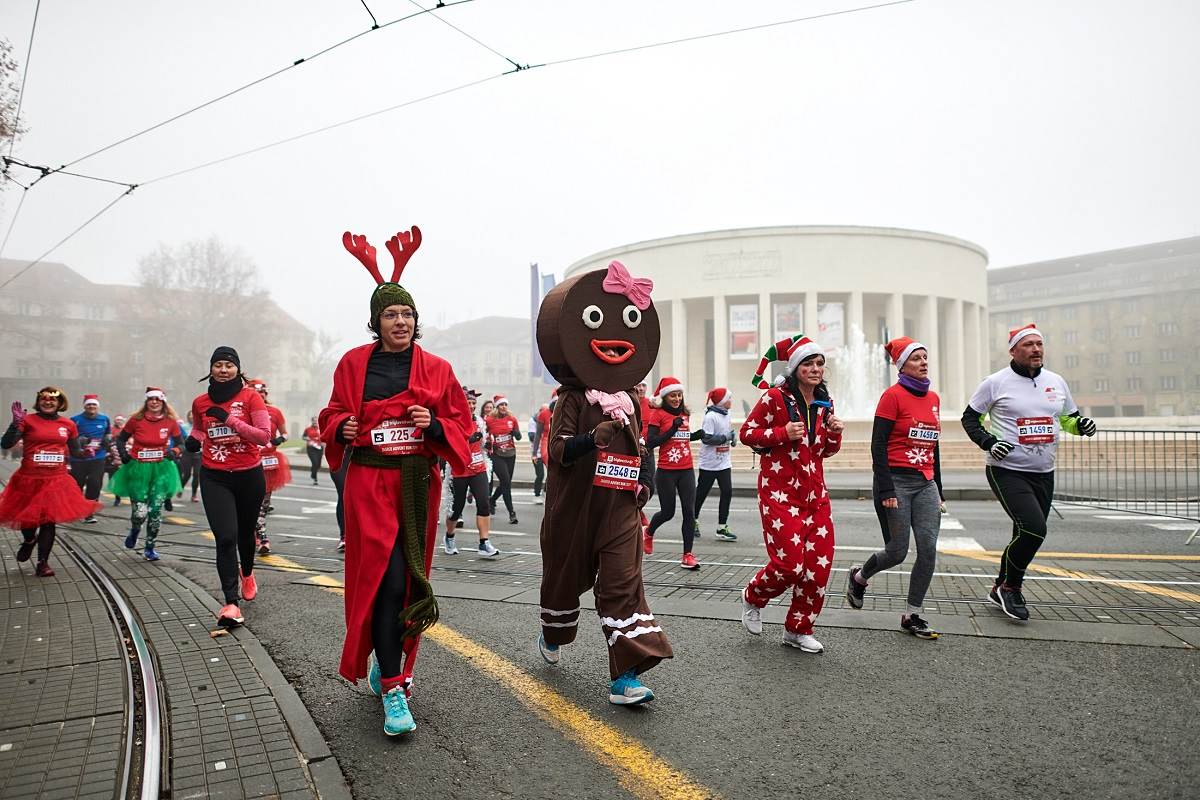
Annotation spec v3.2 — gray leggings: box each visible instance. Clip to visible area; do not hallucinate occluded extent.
[862,471,941,610]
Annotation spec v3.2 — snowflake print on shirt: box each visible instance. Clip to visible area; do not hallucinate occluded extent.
[905,446,932,466]
[209,444,230,462]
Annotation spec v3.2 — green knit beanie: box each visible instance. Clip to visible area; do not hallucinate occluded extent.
[371,282,416,320]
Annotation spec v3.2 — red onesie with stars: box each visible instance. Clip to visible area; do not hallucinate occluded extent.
[738,386,842,635]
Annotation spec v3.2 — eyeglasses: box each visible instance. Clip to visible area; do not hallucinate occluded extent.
[380,311,415,322]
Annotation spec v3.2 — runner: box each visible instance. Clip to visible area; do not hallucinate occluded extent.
[175,410,202,503]
[303,416,323,485]
[634,380,653,539]
[186,346,272,629]
[738,335,844,653]
[961,324,1097,621]
[846,337,943,638]
[644,377,704,569]
[0,388,100,576]
[444,387,497,558]
[248,378,290,556]
[111,388,184,562]
[486,395,522,525]
[531,401,552,504]
[320,226,473,736]
[694,386,737,542]
[106,414,127,506]
[69,394,110,523]
[478,398,495,510]
[535,260,672,705]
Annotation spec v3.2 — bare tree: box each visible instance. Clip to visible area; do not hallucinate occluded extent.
[0,38,26,148]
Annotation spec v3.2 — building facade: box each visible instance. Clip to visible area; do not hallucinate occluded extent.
[418,316,537,414]
[987,236,1200,417]
[563,226,989,416]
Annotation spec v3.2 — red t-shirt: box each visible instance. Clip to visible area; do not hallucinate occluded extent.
[535,407,552,462]
[190,387,268,472]
[303,425,321,447]
[262,406,286,452]
[638,396,651,442]
[647,407,693,470]
[123,415,182,462]
[486,414,520,455]
[875,383,941,479]
[454,418,487,478]
[20,414,77,474]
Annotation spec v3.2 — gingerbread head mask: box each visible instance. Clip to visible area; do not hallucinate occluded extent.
[536,261,660,394]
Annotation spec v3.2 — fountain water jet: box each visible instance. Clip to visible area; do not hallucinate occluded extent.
[825,324,889,419]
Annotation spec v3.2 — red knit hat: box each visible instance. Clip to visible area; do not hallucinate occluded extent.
[885,337,927,368]
[1008,324,1040,349]
[706,387,731,406]
[654,376,684,399]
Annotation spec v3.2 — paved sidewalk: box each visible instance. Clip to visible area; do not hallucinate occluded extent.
[0,515,350,799]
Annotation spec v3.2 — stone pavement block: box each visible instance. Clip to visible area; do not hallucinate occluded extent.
[970,615,1189,647]
[1159,626,1200,647]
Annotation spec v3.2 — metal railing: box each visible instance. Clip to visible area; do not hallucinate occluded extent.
[1055,429,1200,543]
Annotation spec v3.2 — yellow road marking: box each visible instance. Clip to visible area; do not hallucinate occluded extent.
[165,516,193,525]
[951,550,1200,563]
[943,550,1200,605]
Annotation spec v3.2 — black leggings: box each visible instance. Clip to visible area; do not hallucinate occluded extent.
[986,465,1054,589]
[177,453,201,495]
[450,472,491,519]
[532,459,545,497]
[307,446,323,482]
[373,530,414,680]
[332,456,349,538]
[21,523,56,562]
[490,454,516,515]
[71,459,106,501]
[648,468,696,554]
[200,466,266,604]
[694,468,732,525]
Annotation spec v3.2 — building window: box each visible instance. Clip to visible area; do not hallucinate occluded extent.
[1157,321,1179,336]
[1063,331,1078,344]
[1124,351,1141,365]
[1094,378,1110,392]
[83,362,104,380]
[1126,376,1142,391]
[1159,376,1177,390]
[1062,305,1078,320]
[1094,353,1110,368]
[1121,299,1139,314]
[85,305,106,320]
[16,360,33,378]
[1160,348,1176,363]
[132,351,145,366]
[1092,328,1108,342]
[1089,301,1106,315]
[47,362,63,379]
[1124,325,1141,339]
[1063,355,1079,368]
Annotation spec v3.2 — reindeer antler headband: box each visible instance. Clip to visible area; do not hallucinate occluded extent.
[342,225,423,317]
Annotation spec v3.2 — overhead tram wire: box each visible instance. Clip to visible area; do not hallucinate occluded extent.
[6,0,41,159]
[406,0,525,71]
[0,187,29,260]
[358,0,380,29]
[54,0,480,171]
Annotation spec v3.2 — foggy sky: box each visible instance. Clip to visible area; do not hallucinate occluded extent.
[1,0,1197,350]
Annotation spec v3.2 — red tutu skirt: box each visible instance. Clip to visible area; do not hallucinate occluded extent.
[0,468,102,529]
[263,453,292,493]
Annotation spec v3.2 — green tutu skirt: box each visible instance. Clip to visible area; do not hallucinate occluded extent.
[108,459,183,501]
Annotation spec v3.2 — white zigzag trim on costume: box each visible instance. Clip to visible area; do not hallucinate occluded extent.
[600,612,656,629]
[540,606,581,617]
[606,625,663,647]
[541,620,579,628]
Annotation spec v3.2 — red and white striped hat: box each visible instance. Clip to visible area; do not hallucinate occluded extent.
[1007,324,1041,350]
[145,387,166,401]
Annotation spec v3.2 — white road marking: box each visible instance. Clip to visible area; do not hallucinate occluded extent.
[1147,523,1198,531]
[941,516,965,530]
[273,494,336,505]
[269,514,307,520]
[938,536,984,552]
[301,507,336,514]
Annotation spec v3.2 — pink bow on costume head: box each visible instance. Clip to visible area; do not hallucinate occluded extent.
[602,260,654,310]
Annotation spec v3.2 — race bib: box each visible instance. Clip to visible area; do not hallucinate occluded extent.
[470,450,485,467]
[137,449,165,462]
[1017,417,1055,445]
[594,451,640,491]
[716,444,731,454]
[370,419,424,456]
[493,433,514,448]
[207,425,235,440]
[32,451,65,466]
[672,428,690,441]
[907,423,940,448]
[261,456,279,469]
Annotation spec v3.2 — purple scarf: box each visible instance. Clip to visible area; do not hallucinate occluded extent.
[897,373,930,395]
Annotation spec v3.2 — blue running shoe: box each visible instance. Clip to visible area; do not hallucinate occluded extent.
[538,633,560,665]
[124,528,139,549]
[382,687,416,735]
[143,547,160,562]
[608,668,654,705]
[367,656,381,697]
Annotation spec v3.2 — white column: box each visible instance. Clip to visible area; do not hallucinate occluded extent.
[886,291,904,341]
[758,292,772,349]
[712,295,728,390]
[963,301,980,387]
[945,298,965,410]
[920,295,940,391]
[671,298,688,389]
[847,290,864,339]
[804,291,819,339]
[978,303,991,376]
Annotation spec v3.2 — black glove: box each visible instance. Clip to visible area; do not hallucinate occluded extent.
[1078,417,1097,436]
[468,431,483,444]
[669,416,684,431]
[270,435,286,447]
[205,406,229,422]
[120,450,132,464]
[79,435,92,447]
[185,436,202,453]
[990,440,1014,460]
[513,430,523,441]
[813,383,831,404]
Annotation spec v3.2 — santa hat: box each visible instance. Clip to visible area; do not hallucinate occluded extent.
[248,378,268,392]
[707,387,731,407]
[885,337,927,368]
[144,387,166,401]
[654,376,684,399]
[494,395,509,406]
[1008,324,1040,349]
[82,394,100,407]
[750,335,824,389]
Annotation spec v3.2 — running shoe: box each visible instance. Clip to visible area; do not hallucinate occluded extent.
[455,519,464,530]
[782,631,824,653]
[901,614,939,639]
[642,531,653,555]
[538,632,561,665]
[144,547,160,562]
[164,499,173,512]
[741,589,763,635]
[241,571,258,602]
[35,561,55,578]
[82,515,98,525]
[124,528,139,549]
[16,537,36,563]
[337,538,346,552]
[715,526,737,541]
[191,495,199,503]
[478,540,500,559]
[176,492,183,499]
[114,497,122,506]
[988,584,1029,621]
[382,687,416,735]
[264,505,275,514]
[217,604,244,627]
[443,535,459,555]
[680,553,699,570]
[258,539,271,556]
[845,565,867,610]
[508,512,519,525]
[367,655,381,696]
[312,479,319,486]
[532,495,544,505]
[608,669,654,705]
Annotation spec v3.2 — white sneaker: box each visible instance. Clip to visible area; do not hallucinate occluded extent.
[537,632,560,664]
[478,540,500,559]
[443,535,459,555]
[782,630,824,653]
[741,590,762,635]
[532,495,544,505]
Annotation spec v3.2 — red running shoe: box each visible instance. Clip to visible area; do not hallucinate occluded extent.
[217,604,244,627]
[35,560,55,577]
[642,530,653,555]
[241,571,258,601]
[680,553,699,571]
